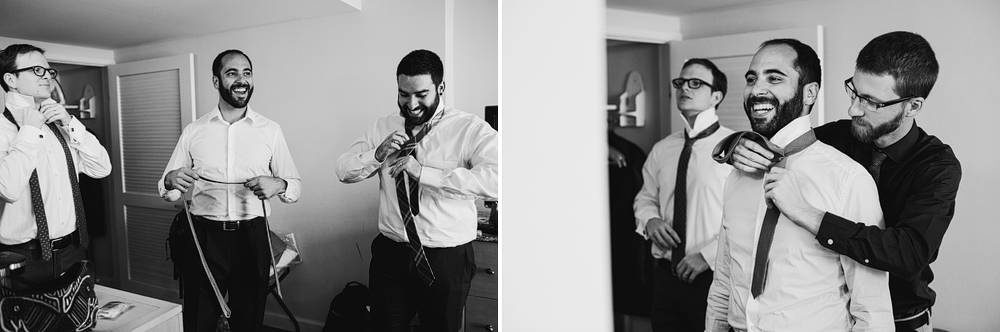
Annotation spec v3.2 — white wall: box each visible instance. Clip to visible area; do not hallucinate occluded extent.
[454,0,499,118]
[680,0,1000,330]
[503,0,614,330]
[113,0,495,329]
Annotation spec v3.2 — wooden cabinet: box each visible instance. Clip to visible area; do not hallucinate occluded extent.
[466,240,498,332]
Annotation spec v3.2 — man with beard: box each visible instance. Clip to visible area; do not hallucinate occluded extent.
[725,31,960,332]
[159,49,302,332]
[704,39,893,332]
[633,58,733,332]
[0,44,112,281]
[337,49,498,332]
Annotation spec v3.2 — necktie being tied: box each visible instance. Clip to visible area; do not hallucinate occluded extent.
[712,129,817,298]
[670,122,720,270]
[869,150,887,184]
[2,108,88,261]
[395,122,435,286]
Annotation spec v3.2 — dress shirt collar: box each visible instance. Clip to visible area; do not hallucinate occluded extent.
[769,116,812,148]
[878,121,919,163]
[683,107,719,137]
[4,90,45,110]
[208,105,261,124]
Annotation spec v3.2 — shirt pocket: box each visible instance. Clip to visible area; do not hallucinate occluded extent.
[423,158,462,172]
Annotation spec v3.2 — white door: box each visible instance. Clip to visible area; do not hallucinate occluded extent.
[668,26,824,135]
[107,54,196,301]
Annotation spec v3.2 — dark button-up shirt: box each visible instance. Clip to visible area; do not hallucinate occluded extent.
[813,119,961,318]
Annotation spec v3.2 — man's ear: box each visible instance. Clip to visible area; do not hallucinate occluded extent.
[711,91,723,107]
[3,73,16,92]
[212,76,219,90]
[802,82,820,106]
[905,97,924,118]
[437,81,446,95]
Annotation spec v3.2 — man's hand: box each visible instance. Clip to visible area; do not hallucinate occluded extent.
[375,131,410,162]
[674,253,709,284]
[245,176,287,200]
[389,156,421,179]
[645,218,681,250]
[39,100,72,126]
[164,167,200,193]
[732,137,775,174]
[764,167,824,234]
[19,107,46,129]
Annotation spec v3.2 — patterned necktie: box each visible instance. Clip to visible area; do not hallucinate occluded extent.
[711,129,817,298]
[869,150,887,184]
[395,122,434,286]
[670,122,720,270]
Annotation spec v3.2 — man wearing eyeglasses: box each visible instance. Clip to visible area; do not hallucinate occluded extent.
[632,58,733,332]
[0,44,111,282]
[723,31,959,332]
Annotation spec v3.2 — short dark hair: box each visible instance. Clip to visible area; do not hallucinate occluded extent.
[212,49,252,79]
[396,49,443,86]
[682,58,727,106]
[0,44,46,92]
[760,38,822,89]
[855,31,938,99]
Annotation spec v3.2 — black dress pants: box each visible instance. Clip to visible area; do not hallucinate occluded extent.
[182,216,270,332]
[369,233,476,332]
[651,258,714,332]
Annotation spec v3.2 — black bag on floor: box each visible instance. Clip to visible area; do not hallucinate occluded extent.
[322,281,371,332]
[0,260,99,331]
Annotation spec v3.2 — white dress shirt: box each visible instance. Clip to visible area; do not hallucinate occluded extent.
[158,106,301,221]
[633,108,734,269]
[336,105,498,248]
[705,116,893,332]
[0,91,112,244]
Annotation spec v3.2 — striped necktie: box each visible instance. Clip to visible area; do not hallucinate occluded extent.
[395,122,434,286]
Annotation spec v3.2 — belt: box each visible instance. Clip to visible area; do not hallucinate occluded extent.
[0,231,80,251]
[195,216,263,231]
[894,308,930,331]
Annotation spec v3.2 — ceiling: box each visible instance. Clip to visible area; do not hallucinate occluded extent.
[606,0,803,16]
[0,1,361,50]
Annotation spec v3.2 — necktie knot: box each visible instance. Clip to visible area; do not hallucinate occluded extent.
[869,150,887,182]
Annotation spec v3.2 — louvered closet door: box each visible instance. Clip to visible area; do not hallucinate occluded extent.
[107,54,196,301]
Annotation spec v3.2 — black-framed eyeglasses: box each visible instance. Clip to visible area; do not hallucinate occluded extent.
[8,66,58,79]
[844,77,914,111]
[671,77,712,90]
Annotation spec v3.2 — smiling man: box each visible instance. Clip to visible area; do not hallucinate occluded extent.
[633,58,733,332]
[704,39,893,332]
[337,49,498,332]
[0,44,112,282]
[726,31,960,332]
[159,49,302,332]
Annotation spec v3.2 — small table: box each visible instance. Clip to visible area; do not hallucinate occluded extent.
[93,285,182,332]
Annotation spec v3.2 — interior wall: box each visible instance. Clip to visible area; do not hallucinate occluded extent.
[679,0,1000,330]
[454,0,499,118]
[111,0,496,329]
[503,0,614,330]
[606,41,663,153]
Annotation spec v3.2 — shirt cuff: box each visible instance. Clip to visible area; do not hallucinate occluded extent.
[816,212,853,253]
[63,116,86,143]
[15,124,45,145]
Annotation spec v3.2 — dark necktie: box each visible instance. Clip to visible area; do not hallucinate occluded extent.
[670,122,720,269]
[3,108,88,260]
[869,150,886,184]
[395,122,434,286]
[712,129,817,298]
